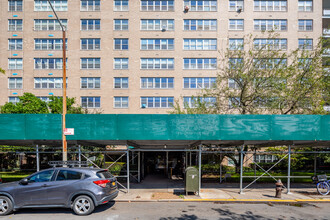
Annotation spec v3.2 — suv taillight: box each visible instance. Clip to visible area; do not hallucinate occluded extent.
[93,180,110,188]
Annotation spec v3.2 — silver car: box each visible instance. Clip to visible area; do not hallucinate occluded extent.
[0,167,118,215]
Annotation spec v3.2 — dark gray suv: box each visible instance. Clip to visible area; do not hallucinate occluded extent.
[0,167,118,215]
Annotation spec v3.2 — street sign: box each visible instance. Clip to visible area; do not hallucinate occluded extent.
[63,128,74,135]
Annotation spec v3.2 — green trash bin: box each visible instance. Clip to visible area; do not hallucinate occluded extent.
[185,166,199,195]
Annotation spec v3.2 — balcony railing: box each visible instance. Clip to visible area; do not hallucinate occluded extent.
[324,29,330,35]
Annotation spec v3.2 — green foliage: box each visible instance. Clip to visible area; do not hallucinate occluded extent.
[105,162,125,175]
[0,93,84,114]
[1,93,49,114]
[48,96,84,114]
[0,68,5,74]
[171,32,329,115]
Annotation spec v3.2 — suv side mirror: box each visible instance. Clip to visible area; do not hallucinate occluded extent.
[19,178,29,185]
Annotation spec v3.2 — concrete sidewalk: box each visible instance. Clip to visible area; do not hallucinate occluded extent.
[115,175,330,203]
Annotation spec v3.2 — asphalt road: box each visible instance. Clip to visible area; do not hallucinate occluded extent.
[4,202,330,220]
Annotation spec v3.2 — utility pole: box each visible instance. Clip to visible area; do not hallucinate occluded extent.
[47,0,67,162]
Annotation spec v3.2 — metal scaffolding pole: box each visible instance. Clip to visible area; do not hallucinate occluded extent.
[189,152,192,166]
[219,153,222,183]
[78,145,81,167]
[36,145,40,171]
[127,148,130,193]
[240,145,244,194]
[314,154,317,176]
[142,152,144,179]
[166,151,169,177]
[138,152,141,183]
[287,145,292,194]
[198,145,202,195]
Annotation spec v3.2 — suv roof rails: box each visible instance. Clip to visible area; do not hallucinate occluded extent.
[48,161,89,168]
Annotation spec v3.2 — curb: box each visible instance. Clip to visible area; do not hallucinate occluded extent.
[115,198,330,203]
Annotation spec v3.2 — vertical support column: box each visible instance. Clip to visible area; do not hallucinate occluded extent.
[166,151,169,178]
[198,145,202,195]
[78,145,81,167]
[239,145,244,194]
[138,152,141,183]
[219,153,222,183]
[142,152,144,179]
[287,145,292,194]
[254,149,257,181]
[36,145,40,172]
[185,151,188,169]
[189,152,192,166]
[126,148,130,193]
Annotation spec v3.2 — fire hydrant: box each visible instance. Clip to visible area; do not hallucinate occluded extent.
[275,179,284,198]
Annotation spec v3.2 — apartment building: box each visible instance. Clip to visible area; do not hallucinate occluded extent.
[0,0,323,114]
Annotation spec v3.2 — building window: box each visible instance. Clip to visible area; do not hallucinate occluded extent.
[8,97,20,104]
[141,0,174,11]
[141,97,174,108]
[81,58,100,69]
[114,0,128,11]
[81,19,100,31]
[141,39,174,50]
[184,19,217,31]
[114,58,128,69]
[229,38,244,50]
[34,58,64,69]
[298,20,313,31]
[228,79,240,89]
[81,38,100,50]
[141,77,174,89]
[253,58,287,69]
[183,39,217,50]
[183,58,217,69]
[254,0,287,11]
[34,77,66,89]
[81,0,100,11]
[81,97,100,108]
[114,19,128,30]
[229,0,243,11]
[141,58,174,70]
[229,58,243,69]
[114,97,129,108]
[114,38,128,50]
[8,0,23,11]
[114,77,129,88]
[298,39,313,50]
[8,58,23,69]
[35,39,67,50]
[141,19,174,31]
[8,19,23,31]
[229,19,244,30]
[37,96,52,103]
[8,39,22,50]
[8,77,22,89]
[298,0,312,12]
[34,19,67,31]
[255,155,277,163]
[34,0,68,11]
[183,77,216,89]
[253,38,287,50]
[183,97,216,108]
[298,58,312,69]
[229,97,241,108]
[81,77,100,89]
[254,19,287,31]
[183,0,217,11]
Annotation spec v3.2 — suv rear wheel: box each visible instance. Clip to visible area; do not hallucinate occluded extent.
[0,196,13,216]
[72,195,95,215]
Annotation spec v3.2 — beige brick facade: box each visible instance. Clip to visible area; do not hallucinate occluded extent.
[0,0,323,114]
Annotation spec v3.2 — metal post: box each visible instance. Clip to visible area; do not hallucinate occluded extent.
[78,145,81,167]
[220,153,222,183]
[138,152,141,183]
[36,145,40,171]
[126,148,130,193]
[198,145,202,195]
[189,152,192,166]
[142,152,144,179]
[254,149,257,181]
[287,145,292,194]
[239,145,244,194]
[166,151,169,178]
